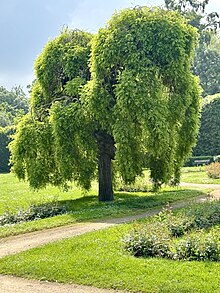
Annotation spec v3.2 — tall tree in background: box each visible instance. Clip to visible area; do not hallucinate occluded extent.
[0,86,29,127]
[10,7,201,201]
[165,0,220,96]
[0,86,28,172]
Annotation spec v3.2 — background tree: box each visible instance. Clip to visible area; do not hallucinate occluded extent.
[164,0,220,96]
[10,8,201,201]
[193,94,220,156]
[0,86,28,173]
[0,86,29,127]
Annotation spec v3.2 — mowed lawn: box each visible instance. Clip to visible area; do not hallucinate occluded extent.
[0,172,208,238]
[0,171,219,292]
[181,166,220,184]
[0,209,219,293]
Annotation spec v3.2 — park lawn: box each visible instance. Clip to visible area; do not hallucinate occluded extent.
[0,173,87,214]
[181,166,220,184]
[0,173,208,238]
[0,202,219,293]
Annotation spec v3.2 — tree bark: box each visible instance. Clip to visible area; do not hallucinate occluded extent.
[98,152,114,202]
[95,131,115,202]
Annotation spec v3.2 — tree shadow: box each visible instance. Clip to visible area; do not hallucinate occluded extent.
[54,188,207,222]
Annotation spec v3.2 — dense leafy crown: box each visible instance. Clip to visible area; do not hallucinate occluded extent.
[10,8,201,191]
[86,7,201,187]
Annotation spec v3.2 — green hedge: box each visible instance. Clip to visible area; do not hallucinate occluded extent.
[185,156,214,167]
[0,126,15,173]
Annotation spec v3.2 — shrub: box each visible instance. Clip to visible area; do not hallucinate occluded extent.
[206,162,220,179]
[0,201,67,226]
[122,202,220,262]
[174,235,220,261]
[114,175,149,192]
[122,229,171,258]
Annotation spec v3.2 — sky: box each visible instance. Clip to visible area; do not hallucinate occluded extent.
[0,0,219,93]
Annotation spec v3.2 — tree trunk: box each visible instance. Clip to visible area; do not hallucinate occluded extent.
[98,152,114,202]
[95,130,115,202]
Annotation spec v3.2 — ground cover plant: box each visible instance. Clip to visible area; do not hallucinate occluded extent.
[0,201,219,293]
[0,173,207,238]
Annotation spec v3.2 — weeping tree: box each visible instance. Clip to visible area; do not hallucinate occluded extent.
[10,7,201,201]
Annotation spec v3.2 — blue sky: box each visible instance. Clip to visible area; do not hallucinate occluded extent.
[0,0,219,92]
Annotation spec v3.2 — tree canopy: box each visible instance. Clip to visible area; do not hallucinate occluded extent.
[10,7,201,201]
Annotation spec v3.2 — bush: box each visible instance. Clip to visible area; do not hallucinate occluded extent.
[114,175,149,192]
[122,202,220,262]
[206,162,220,179]
[0,201,67,226]
[174,235,220,261]
[122,229,171,258]
[123,230,220,261]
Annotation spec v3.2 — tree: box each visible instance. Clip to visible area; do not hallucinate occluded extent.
[0,126,14,172]
[0,86,28,173]
[193,94,220,156]
[194,45,220,96]
[10,7,201,201]
[0,86,29,127]
[164,0,220,96]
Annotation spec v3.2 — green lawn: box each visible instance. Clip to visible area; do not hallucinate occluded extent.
[181,166,220,184]
[0,201,219,293]
[0,173,207,238]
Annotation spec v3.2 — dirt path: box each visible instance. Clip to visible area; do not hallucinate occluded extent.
[0,183,219,293]
[180,182,220,199]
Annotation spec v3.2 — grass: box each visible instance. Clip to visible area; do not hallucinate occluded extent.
[0,201,219,292]
[0,173,207,238]
[181,166,220,184]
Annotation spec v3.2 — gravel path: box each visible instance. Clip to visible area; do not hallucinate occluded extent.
[0,183,219,293]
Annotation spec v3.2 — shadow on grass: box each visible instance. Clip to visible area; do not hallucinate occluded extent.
[54,188,207,222]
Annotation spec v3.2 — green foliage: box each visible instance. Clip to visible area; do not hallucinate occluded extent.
[0,126,15,173]
[175,235,220,261]
[193,45,220,96]
[165,0,220,96]
[0,86,28,173]
[87,7,201,189]
[123,202,220,261]
[0,201,67,226]
[10,8,201,195]
[11,29,96,191]
[193,94,220,156]
[0,86,28,127]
